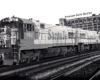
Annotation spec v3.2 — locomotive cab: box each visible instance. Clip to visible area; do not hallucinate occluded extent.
[0,25,12,64]
[0,16,37,65]
[0,16,22,65]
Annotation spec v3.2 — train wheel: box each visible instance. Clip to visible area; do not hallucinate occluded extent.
[67,47,70,56]
[64,47,67,57]
[85,45,88,52]
[16,62,19,65]
[81,44,84,52]
[72,47,75,55]
[90,45,92,51]
[62,48,66,57]
[21,58,25,63]
[36,50,40,61]
[20,59,23,63]
[84,45,87,52]
[57,47,61,56]
[72,46,76,54]
[63,52,66,57]
[69,47,73,55]
[93,45,95,50]
[95,44,98,50]
[0,60,3,65]
[65,47,71,56]
[40,49,45,59]
[60,47,67,56]
[31,57,34,61]
[39,53,43,60]
[13,61,19,65]
[26,58,30,63]
[87,45,90,51]
[75,46,78,53]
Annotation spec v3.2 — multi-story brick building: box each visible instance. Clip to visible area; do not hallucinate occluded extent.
[59,14,100,32]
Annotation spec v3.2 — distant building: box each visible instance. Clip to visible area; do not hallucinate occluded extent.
[59,13,100,32]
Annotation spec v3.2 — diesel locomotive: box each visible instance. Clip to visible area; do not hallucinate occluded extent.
[0,16,100,65]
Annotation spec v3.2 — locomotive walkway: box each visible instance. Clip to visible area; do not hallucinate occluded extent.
[0,51,100,80]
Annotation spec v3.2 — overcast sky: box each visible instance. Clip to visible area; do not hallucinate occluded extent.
[0,0,100,24]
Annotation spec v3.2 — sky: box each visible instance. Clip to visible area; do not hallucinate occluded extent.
[0,0,100,25]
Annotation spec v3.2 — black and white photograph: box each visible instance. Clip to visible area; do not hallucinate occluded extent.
[0,0,100,80]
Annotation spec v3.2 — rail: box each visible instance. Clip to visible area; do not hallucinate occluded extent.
[0,51,99,80]
[89,70,100,80]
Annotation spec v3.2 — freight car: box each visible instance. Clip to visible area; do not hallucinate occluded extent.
[0,16,100,65]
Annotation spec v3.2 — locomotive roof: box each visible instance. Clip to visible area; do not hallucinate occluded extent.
[0,17,34,24]
[20,18,33,24]
[0,16,56,26]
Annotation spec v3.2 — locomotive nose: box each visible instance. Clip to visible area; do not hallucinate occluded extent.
[0,26,11,48]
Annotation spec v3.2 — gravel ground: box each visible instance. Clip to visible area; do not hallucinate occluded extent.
[2,54,100,80]
[57,60,100,80]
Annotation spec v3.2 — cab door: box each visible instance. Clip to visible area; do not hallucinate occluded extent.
[11,28,18,45]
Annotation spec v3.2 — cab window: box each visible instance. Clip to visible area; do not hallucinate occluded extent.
[26,24,32,31]
[32,25,34,31]
[24,24,27,32]
[24,24,34,32]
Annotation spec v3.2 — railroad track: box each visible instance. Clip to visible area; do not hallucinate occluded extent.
[0,51,99,72]
[0,65,9,70]
[89,69,100,80]
[0,51,97,72]
[0,50,100,80]
[52,58,100,80]
[24,51,100,80]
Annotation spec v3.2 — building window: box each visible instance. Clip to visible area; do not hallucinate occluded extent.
[79,19,82,22]
[75,20,78,23]
[93,18,97,23]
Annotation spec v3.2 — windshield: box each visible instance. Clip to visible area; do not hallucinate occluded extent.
[1,22,16,28]
[0,28,4,33]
